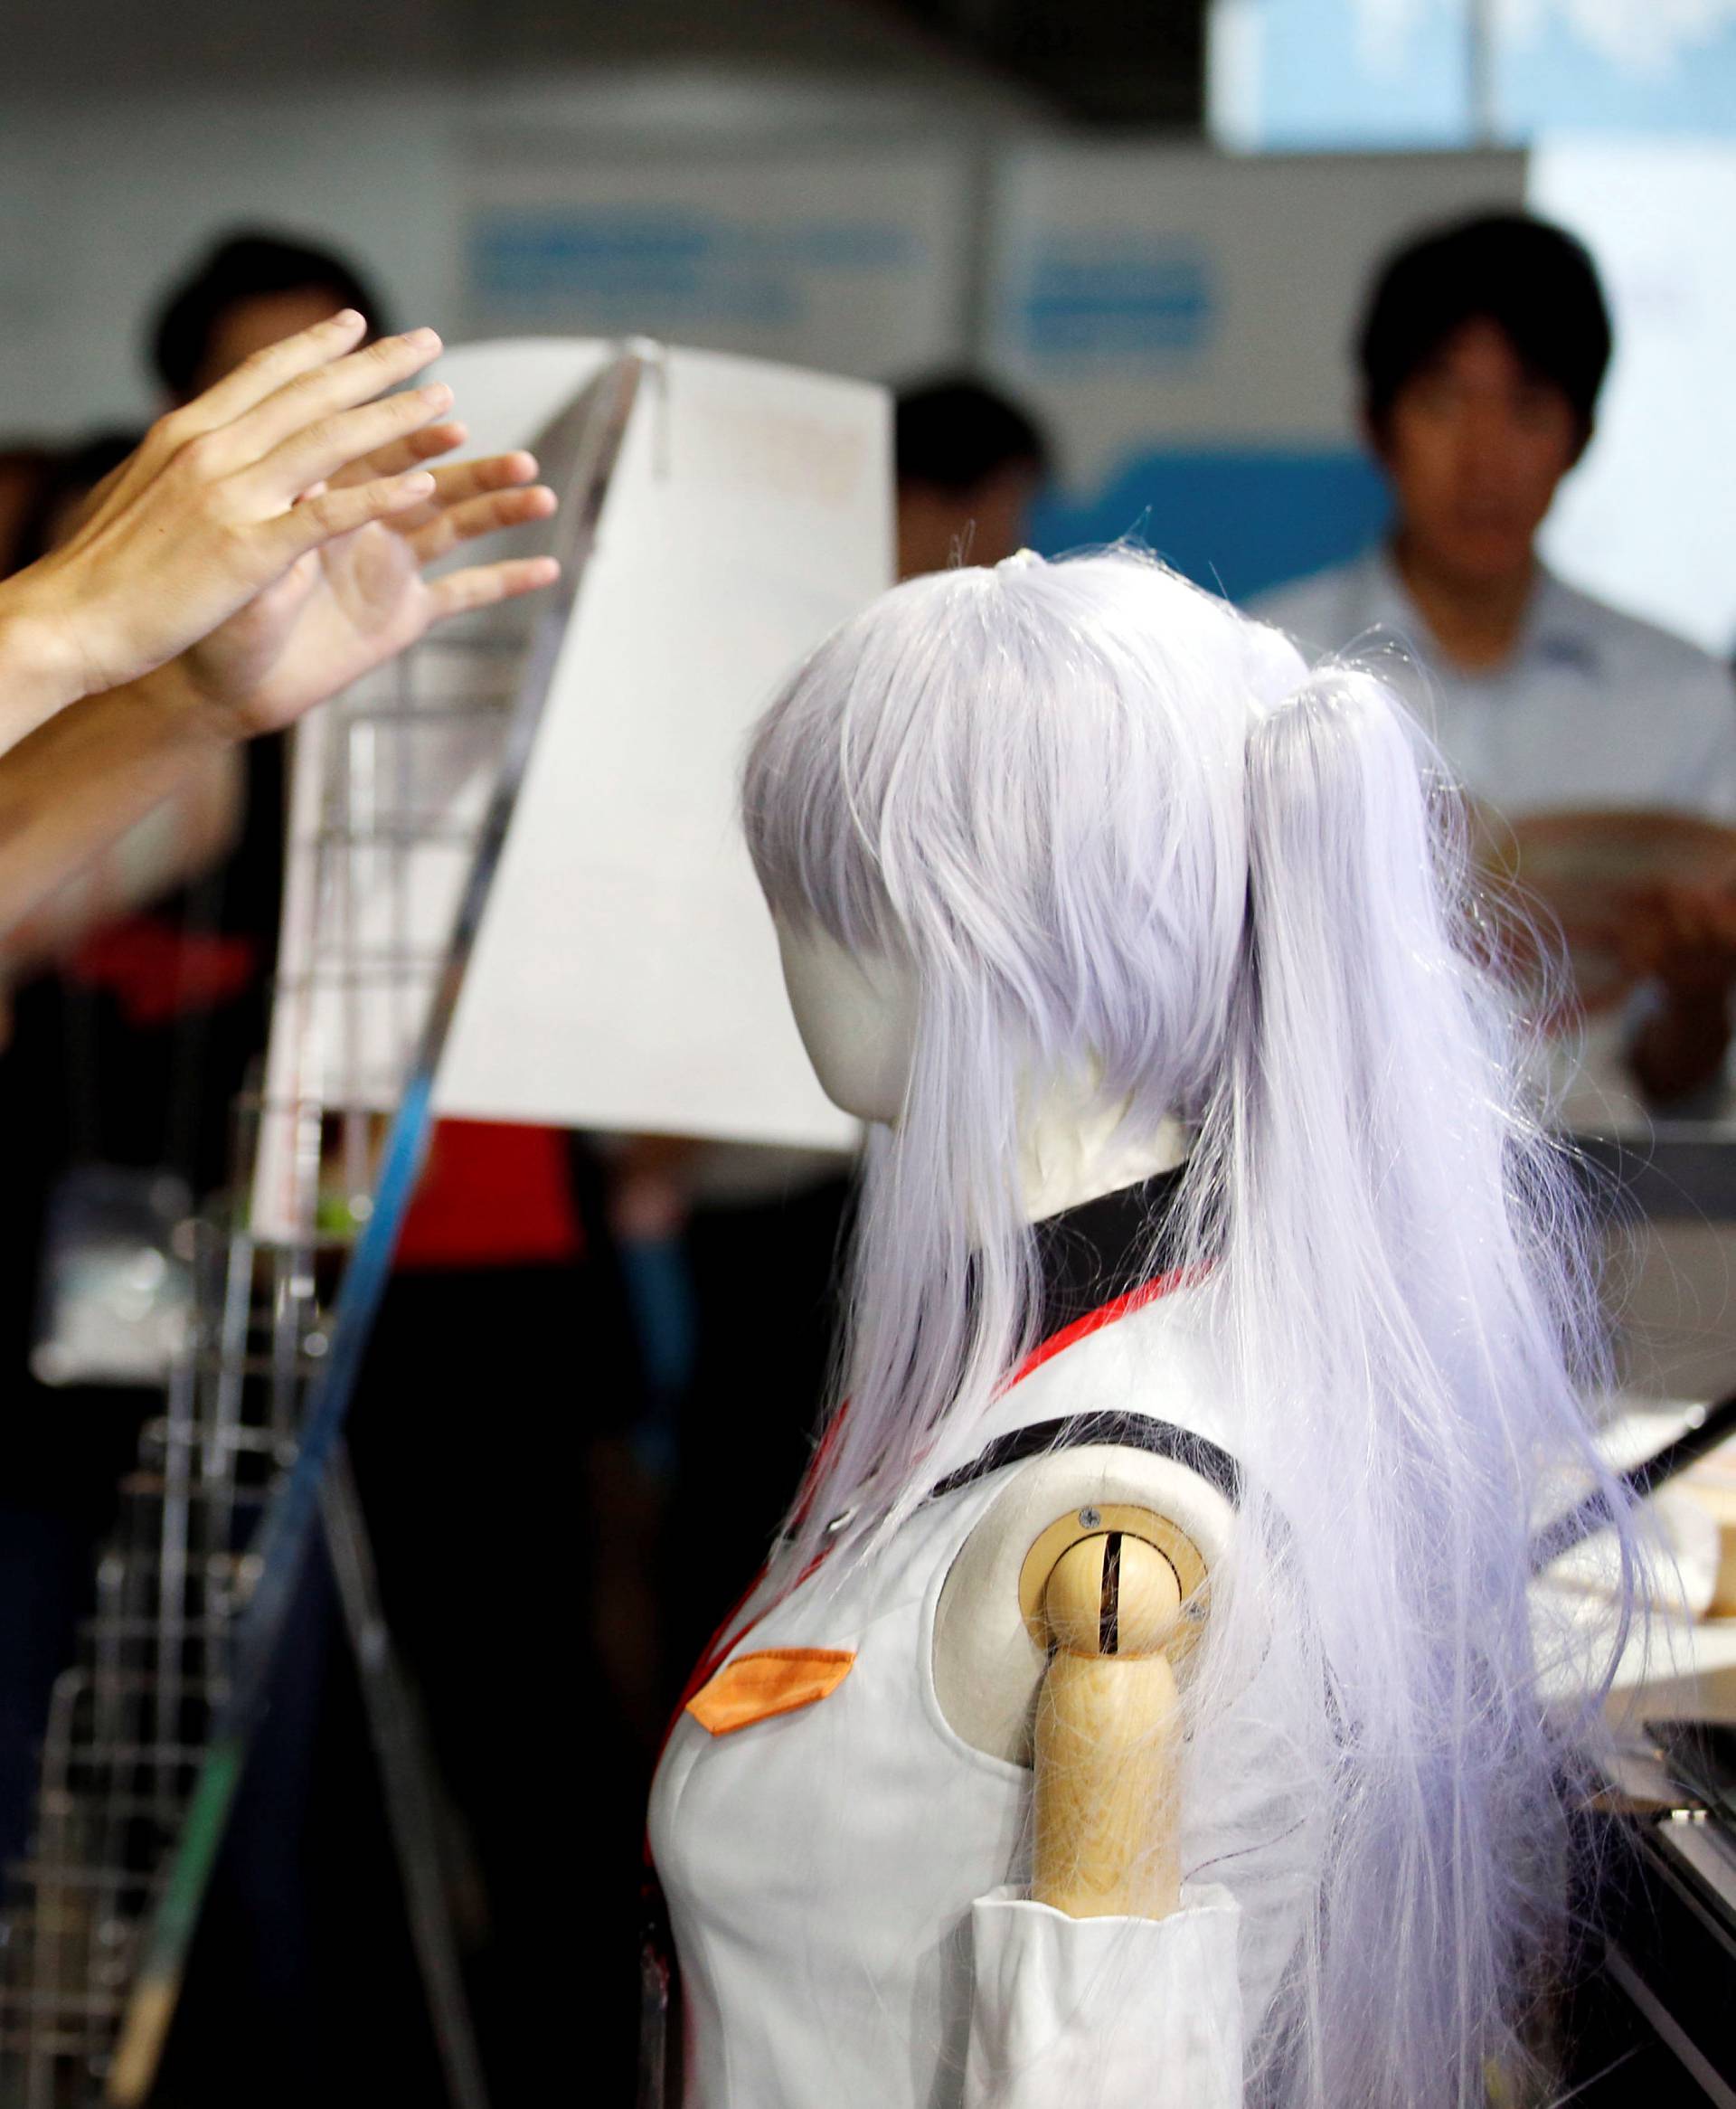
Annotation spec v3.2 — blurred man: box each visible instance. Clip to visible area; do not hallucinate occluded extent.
[150,229,383,404]
[1257,213,1736,1103]
[895,374,1050,579]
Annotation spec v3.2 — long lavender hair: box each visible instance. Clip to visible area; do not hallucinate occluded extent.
[741,549,1637,2108]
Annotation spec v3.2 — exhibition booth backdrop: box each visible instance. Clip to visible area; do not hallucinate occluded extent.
[0,90,1728,645]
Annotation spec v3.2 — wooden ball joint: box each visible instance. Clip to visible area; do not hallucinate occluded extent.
[1030,1525,1191,1923]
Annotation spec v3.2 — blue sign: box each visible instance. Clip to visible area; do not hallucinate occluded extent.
[472,207,919,329]
[1009,241,1215,369]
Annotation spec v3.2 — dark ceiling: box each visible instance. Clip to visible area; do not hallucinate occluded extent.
[882,0,1209,125]
[0,0,1208,124]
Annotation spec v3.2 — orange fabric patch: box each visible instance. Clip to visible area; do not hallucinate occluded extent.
[685,1648,856,1735]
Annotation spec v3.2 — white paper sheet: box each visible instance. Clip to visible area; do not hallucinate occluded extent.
[253,338,882,1239]
[439,344,887,1145]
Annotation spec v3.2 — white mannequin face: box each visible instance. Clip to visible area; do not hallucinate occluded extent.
[774,918,917,1124]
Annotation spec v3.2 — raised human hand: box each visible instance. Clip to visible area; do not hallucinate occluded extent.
[1,312,462,715]
[1618,878,1736,1101]
[1614,878,1736,999]
[165,423,561,740]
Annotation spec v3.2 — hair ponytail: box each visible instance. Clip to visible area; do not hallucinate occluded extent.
[1180,664,1637,2105]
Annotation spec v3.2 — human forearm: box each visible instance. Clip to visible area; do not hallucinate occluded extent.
[0,583,95,754]
[1,738,243,979]
[0,663,234,949]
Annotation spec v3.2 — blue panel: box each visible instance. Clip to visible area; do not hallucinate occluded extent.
[470,207,920,328]
[1217,0,1736,148]
[1500,19,1736,136]
[1231,0,1472,150]
[1012,244,1216,369]
[1030,446,1392,606]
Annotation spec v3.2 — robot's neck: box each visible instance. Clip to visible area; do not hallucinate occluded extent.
[1017,1076,1188,1224]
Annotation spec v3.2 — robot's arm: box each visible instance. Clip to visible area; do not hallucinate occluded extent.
[943,1450,1245,2104]
[1030,1518,1188,1920]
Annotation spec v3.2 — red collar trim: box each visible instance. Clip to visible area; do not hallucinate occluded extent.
[999,1264,1202,1393]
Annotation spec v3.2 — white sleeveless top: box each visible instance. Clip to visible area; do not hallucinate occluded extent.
[648,1272,1307,2107]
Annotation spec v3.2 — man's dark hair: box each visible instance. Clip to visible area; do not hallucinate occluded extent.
[895,375,1051,493]
[149,230,387,400]
[1358,212,1611,445]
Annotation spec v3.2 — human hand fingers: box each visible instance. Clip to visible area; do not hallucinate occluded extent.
[214,328,443,469]
[243,381,455,508]
[356,442,533,512]
[146,310,371,449]
[395,451,542,537]
[405,483,556,563]
[356,447,539,536]
[426,449,542,503]
[425,555,561,624]
[6,329,451,704]
[61,321,396,549]
[268,468,439,562]
[324,420,468,490]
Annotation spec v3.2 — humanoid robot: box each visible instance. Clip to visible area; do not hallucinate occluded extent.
[646,551,1637,2108]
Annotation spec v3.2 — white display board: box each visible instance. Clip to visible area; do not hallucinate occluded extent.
[255,337,880,1237]
[439,340,885,1143]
